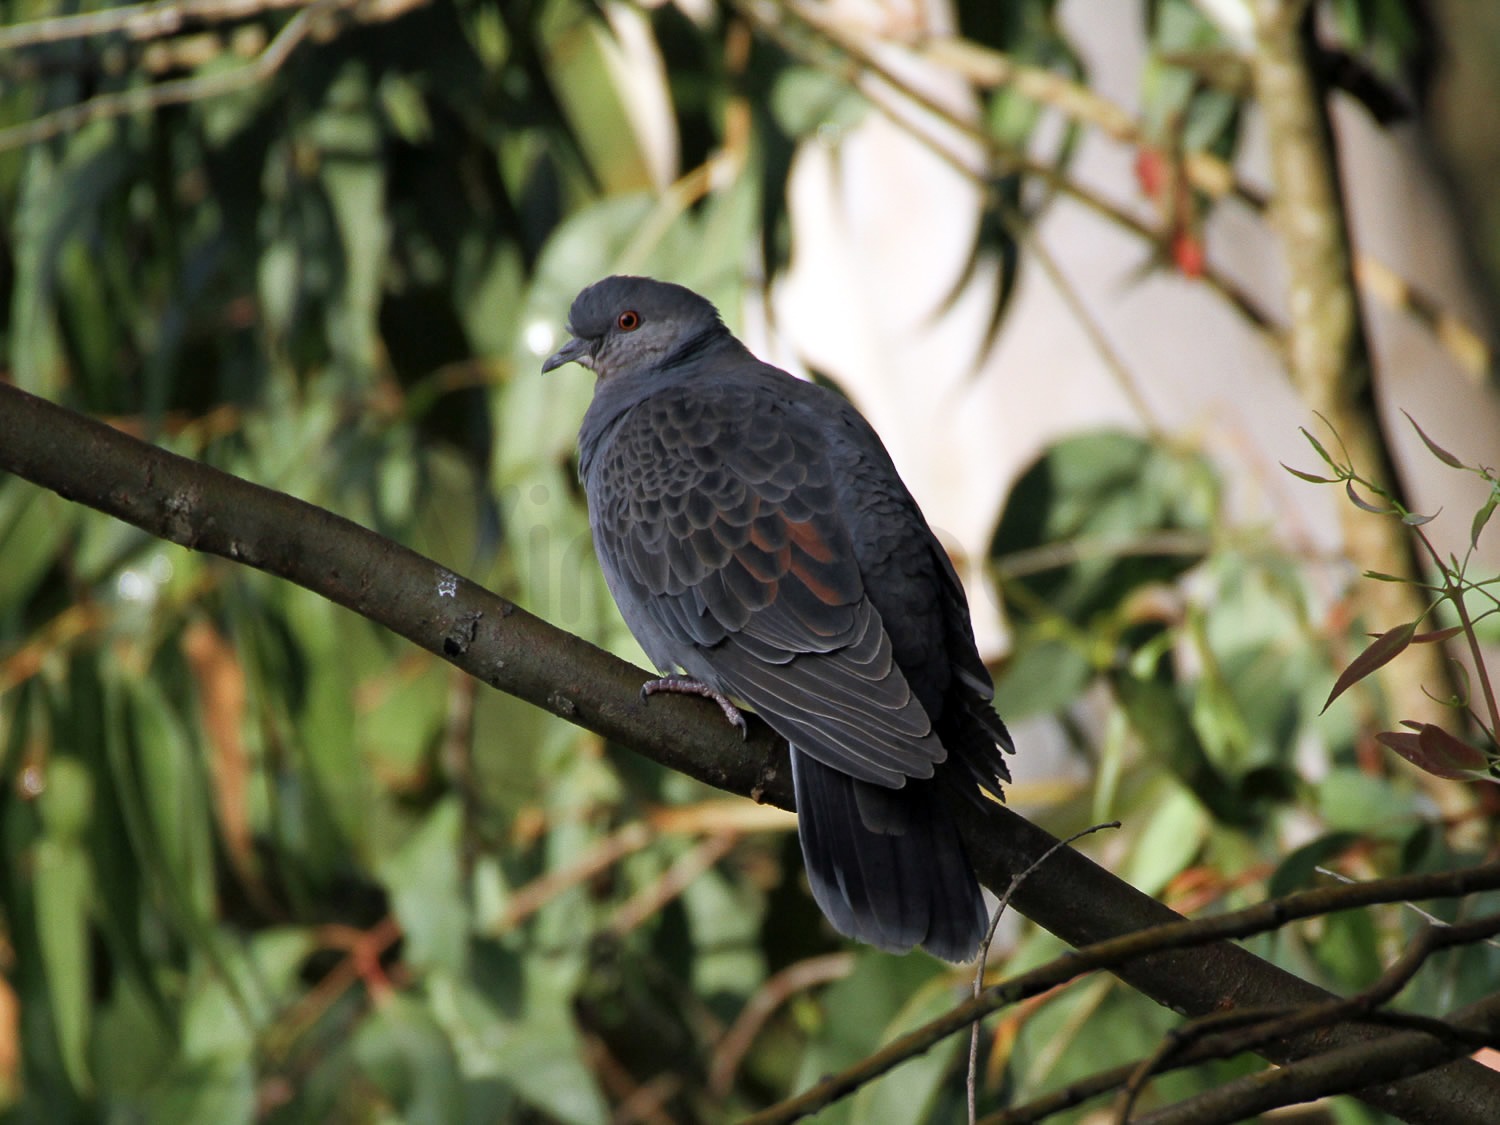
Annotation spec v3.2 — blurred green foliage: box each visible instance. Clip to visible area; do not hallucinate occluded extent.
[1,0,1497,1122]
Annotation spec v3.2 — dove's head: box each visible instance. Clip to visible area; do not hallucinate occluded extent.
[542,276,728,381]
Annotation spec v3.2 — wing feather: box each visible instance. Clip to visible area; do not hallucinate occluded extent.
[589,382,946,786]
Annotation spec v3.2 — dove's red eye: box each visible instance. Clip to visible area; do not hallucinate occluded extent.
[617,310,641,331]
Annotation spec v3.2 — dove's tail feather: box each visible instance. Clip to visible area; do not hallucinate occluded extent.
[791,748,988,962]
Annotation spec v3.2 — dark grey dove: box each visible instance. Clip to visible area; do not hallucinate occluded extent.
[544,276,1014,961]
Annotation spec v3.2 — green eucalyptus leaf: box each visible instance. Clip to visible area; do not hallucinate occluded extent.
[354,994,466,1123]
[34,836,94,1095]
[1268,831,1363,899]
[1122,783,1207,896]
[381,797,469,976]
[992,431,1215,627]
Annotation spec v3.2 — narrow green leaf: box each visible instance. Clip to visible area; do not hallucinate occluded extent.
[380,798,467,975]
[1447,657,1473,707]
[1280,462,1338,485]
[1322,620,1419,712]
[1402,509,1439,526]
[354,995,465,1123]
[1299,426,1337,469]
[1402,409,1468,469]
[1472,493,1497,550]
[851,971,968,1125]
[35,838,94,1094]
[1361,570,1407,583]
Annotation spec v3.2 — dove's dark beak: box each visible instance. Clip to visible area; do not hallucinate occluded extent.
[541,334,593,374]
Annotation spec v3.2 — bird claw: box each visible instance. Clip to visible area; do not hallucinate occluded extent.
[642,676,749,739]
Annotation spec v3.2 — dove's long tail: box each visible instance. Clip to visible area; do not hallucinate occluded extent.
[790,748,988,962]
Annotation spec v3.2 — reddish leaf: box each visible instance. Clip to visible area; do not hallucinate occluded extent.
[1322,620,1418,712]
[1376,724,1493,781]
[1172,231,1205,278]
[1135,148,1167,199]
[1402,410,1467,469]
[1411,625,1464,645]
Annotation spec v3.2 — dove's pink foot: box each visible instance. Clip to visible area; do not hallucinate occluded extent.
[642,675,748,739]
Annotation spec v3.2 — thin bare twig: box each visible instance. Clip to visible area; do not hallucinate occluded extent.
[732,0,1185,431]
[923,30,1491,378]
[0,0,429,155]
[1134,988,1500,1125]
[709,953,856,1097]
[738,862,1500,1125]
[495,822,653,933]
[980,1004,1497,1124]
[969,821,1121,1124]
[608,829,739,936]
[0,0,321,50]
[1118,911,1500,1121]
[1318,864,1500,948]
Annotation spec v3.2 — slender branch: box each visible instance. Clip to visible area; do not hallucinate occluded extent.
[0,0,323,50]
[1120,912,1500,1120]
[744,0,1489,378]
[0,0,429,154]
[708,953,856,1098]
[1135,988,1500,1125]
[924,29,1491,378]
[983,1004,1497,1125]
[969,821,1122,1125]
[1412,524,1500,739]
[731,0,1283,386]
[4,382,1500,1122]
[740,866,1500,1125]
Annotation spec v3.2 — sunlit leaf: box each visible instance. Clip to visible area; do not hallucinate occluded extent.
[381,797,468,975]
[1316,767,1417,838]
[992,431,1217,626]
[994,636,1094,720]
[850,970,968,1125]
[354,994,466,1122]
[1123,784,1208,896]
[35,764,96,1094]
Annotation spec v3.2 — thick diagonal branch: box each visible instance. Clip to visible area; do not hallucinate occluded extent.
[2,382,1498,1122]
